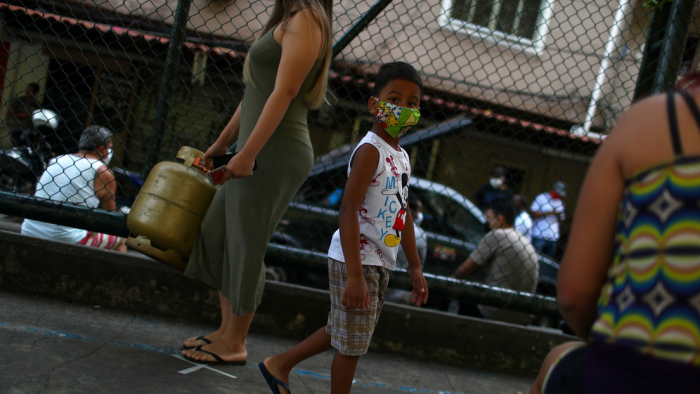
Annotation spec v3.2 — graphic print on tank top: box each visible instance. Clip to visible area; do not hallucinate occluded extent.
[382,170,408,247]
[327,132,411,270]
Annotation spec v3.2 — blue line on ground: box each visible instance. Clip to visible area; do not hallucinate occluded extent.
[2,322,472,394]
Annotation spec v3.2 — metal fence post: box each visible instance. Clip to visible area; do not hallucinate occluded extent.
[332,0,394,58]
[143,0,193,177]
[652,0,695,94]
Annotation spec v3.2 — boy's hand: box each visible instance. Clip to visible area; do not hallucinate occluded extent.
[342,274,370,310]
[409,267,429,306]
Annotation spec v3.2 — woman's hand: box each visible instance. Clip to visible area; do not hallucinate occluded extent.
[223,150,256,181]
[201,142,228,170]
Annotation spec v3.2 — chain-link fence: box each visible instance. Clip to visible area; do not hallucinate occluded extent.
[1,0,698,324]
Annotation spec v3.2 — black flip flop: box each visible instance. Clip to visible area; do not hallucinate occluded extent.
[182,345,247,366]
[259,362,291,394]
[181,336,212,350]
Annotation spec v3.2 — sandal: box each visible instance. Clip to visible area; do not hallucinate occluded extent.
[259,362,291,394]
[183,345,247,366]
[181,336,212,350]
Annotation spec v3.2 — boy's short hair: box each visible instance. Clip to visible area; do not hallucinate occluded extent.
[373,62,423,97]
[488,198,516,226]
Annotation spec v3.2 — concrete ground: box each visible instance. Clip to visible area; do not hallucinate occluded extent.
[0,290,534,394]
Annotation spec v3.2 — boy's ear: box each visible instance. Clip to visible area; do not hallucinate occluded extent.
[368,96,378,114]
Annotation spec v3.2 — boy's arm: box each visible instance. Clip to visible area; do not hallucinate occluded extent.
[399,209,429,306]
[338,145,379,310]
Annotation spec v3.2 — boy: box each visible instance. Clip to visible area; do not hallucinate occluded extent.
[259,62,429,394]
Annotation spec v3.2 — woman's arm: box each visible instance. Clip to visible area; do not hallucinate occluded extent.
[217,103,243,148]
[557,126,625,338]
[224,9,324,179]
[202,103,242,167]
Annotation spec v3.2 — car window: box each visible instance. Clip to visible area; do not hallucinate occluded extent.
[414,186,485,243]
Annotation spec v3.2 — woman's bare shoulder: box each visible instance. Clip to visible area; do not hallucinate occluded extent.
[606,93,673,177]
[285,8,324,32]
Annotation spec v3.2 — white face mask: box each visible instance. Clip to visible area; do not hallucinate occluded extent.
[103,148,113,165]
[490,177,504,189]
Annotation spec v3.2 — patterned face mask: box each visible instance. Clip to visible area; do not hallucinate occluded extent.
[373,97,421,138]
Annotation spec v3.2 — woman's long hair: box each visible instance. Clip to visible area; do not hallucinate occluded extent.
[243,0,333,109]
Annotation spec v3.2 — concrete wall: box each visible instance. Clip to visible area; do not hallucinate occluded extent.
[0,230,575,375]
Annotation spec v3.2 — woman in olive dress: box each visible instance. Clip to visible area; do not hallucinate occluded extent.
[181,0,333,365]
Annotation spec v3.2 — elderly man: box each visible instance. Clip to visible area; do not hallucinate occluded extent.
[452,198,539,325]
[21,126,126,252]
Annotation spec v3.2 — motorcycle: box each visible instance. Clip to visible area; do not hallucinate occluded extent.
[0,109,57,194]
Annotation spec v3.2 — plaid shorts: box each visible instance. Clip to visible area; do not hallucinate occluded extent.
[326,257,390,356]
[77,232,121,250]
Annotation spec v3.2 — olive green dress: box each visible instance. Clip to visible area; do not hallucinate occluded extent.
[185,26,321,316]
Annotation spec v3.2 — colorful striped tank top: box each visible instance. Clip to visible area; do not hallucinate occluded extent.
[589,90,700,366]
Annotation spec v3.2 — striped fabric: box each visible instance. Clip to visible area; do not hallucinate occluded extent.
[77,231,120,251]
[589,158,700,366]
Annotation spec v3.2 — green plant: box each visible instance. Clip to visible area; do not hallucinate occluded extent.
[643,0,673,9]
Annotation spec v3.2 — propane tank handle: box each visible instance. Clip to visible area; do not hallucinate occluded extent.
[175,146,205,168]
[192,157,210,173]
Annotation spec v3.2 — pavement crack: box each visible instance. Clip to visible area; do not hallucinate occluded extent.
[34,315,137,394]
[296,373,314,393]
[443,370,458,393]
[33,310,49,327]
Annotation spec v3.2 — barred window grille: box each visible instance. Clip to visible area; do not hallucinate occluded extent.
[440,0,555,52]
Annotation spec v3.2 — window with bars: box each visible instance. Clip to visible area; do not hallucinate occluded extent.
[440,0,554,53]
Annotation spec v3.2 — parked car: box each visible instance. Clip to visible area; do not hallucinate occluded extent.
[270,126,559,299]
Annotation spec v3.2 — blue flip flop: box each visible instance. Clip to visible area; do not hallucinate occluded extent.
[259,362,291,394]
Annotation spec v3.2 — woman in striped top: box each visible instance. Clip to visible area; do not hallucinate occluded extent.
[530,67,700,393]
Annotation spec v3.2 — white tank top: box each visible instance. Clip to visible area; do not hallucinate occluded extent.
[21,155,105,243]
[327,132,411,270]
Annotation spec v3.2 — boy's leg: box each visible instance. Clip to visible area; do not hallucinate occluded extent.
[263,326,333,394]
[331,353,360,394]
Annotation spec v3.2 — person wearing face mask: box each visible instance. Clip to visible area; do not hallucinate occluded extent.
[396,193,427,270]
[260,62,428,394]
[529,181,566,258]
[475,165,513,211]
[451,198,538,325]
[21,126,126,252]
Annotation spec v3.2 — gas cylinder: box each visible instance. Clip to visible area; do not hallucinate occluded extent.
[126,146,217,270]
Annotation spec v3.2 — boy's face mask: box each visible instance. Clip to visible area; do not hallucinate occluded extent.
[373,97,420,138]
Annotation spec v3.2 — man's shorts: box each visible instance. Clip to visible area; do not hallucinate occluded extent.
[326,257,390,356]
[77,232,121,250]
